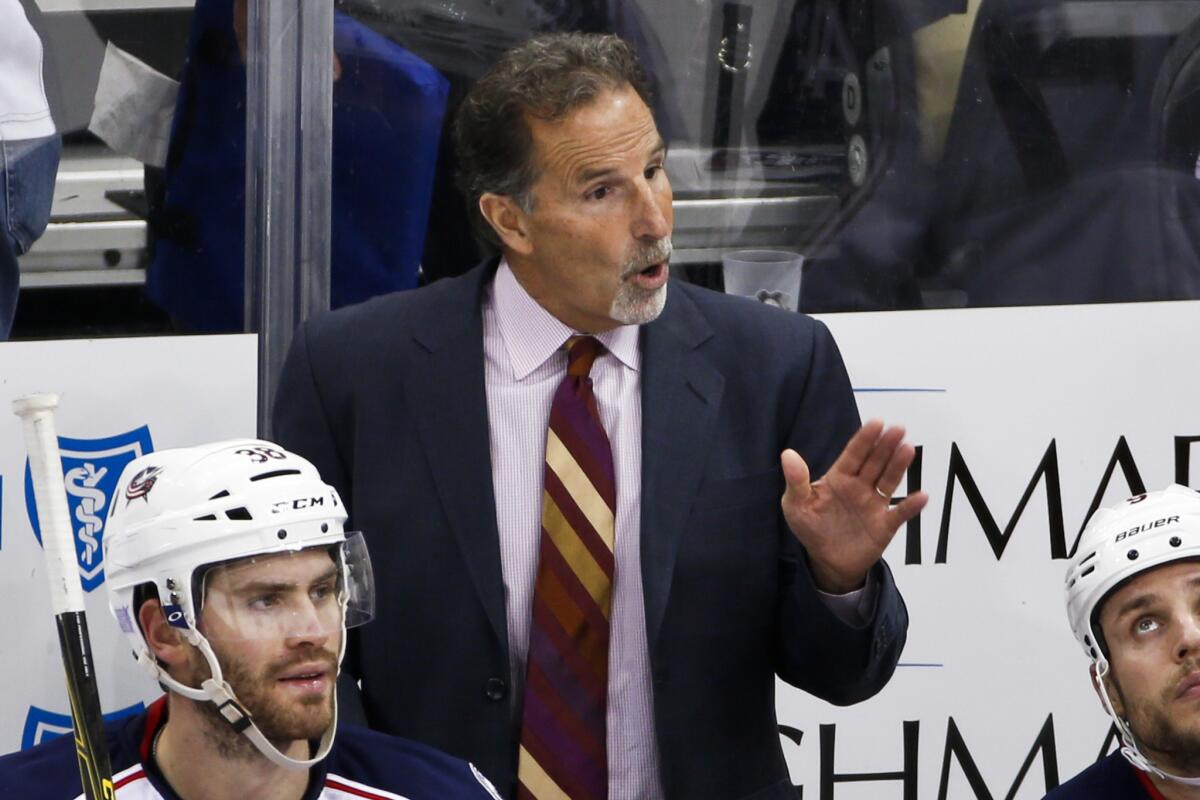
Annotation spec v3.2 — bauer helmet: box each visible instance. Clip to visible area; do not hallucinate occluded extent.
[1064,483,1200,783]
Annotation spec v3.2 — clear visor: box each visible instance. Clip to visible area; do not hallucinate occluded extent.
[196,531,374,642]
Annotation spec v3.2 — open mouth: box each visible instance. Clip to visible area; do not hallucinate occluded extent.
[640,262,664,277]
[627,262,668,287]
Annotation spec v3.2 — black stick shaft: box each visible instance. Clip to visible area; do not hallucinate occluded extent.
[55,612,116,800]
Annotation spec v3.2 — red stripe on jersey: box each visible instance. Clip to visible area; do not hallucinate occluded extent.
[115,769,146,790]
[324,777,397,799]
[139,696,169,763]
[1133,766,1168,799]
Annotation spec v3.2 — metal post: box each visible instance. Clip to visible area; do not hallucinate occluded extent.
[245,0,335,438]
[704,2,753,153]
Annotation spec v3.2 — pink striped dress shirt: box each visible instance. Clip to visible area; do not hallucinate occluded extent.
[482,261,873,799]
[483,261,663,799]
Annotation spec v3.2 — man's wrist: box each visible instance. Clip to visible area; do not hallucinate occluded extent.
[810,562,868,595]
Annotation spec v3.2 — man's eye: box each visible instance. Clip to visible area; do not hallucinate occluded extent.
[311,583,335,602]
[1134,617,1161,635]
[645,164,663,180]
[586,186,609,201]
[250,594,279,610]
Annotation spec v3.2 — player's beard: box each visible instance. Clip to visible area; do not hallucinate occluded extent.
[610,236,671,326]
[1111,666,1200,776]
[181,644,339,761]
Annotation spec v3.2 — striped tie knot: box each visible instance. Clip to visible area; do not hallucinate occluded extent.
[565,335,604,379]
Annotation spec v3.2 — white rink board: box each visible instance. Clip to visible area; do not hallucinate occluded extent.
[3,304,1198,798]
[775,301,1200,798]
[0,334,256,755]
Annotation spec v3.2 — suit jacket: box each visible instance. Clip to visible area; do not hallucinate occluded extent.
[273,260,908,799]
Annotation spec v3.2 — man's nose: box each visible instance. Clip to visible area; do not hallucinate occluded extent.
[631,175,672,242]
[285,601,333,647]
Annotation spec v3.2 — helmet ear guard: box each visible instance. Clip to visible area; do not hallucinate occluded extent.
[1063,484,1200,785]
[103,439,374,770]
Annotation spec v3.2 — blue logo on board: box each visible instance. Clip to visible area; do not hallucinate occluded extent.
[25,426,154,592]
[21,703,145,749]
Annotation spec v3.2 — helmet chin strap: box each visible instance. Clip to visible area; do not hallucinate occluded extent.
[138,630,338,771]
[1094,657,1200,788]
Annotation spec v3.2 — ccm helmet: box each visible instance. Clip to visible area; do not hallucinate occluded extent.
[1064,483,1200,783]
[103,439,374,770]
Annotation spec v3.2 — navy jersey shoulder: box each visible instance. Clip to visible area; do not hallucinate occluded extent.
[0,710,498,800]
[325,724,500,799]
[1044,752,1153,799]
[0,710,147,799]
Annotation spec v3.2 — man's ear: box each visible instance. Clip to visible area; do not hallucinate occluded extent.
[478,193,534,257]
[138,598,189,670]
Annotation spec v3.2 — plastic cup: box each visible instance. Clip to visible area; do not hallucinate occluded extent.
[721,249,804,311]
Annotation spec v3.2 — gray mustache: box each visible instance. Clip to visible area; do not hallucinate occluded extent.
[622,238,673,277]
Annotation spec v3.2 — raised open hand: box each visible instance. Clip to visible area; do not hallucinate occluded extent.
[781,420,928,593]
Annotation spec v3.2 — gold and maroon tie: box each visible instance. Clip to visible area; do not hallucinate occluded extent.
[517,336,615,800]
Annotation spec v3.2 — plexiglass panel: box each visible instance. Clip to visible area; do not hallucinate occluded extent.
[8,0,1200,340]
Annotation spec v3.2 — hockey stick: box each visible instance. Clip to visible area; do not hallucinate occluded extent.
[14,394,116,800]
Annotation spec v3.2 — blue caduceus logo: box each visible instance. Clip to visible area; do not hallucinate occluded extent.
[25,427,154,592]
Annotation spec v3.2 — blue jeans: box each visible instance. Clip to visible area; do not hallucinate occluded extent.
[1,135,61,338]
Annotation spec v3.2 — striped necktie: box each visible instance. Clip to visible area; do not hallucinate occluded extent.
[517,335,615,800]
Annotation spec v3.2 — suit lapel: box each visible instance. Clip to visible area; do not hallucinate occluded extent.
[639,285,724,650]
[400,269,722,655]
[406,262,509,647]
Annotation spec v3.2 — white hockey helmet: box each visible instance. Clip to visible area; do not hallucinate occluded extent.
[103,439,374,770]
[1064,483,1200,783]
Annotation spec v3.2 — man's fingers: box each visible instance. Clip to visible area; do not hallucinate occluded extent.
[873,441,916,498]
[829,419,885,477]
[857,425,906,488]
[781,448,812,502]
[886,491,929,530]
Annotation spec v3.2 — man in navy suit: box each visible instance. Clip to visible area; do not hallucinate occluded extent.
[274,32,927,800]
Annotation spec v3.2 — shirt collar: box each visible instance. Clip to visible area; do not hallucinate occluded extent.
[492,259,640,379]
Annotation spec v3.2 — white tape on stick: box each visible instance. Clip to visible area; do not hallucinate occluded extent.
[13,393,85,616]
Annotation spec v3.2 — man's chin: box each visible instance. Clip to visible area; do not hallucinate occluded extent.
[611,283,667,326]
[1132,721,1200,775]
[252,686,335,742]
[258,707,333,744]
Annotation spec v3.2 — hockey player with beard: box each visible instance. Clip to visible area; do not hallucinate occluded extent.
[1052,485,1200,799]
[0,440,500,800]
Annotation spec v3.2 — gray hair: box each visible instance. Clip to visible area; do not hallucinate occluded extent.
[452,32,653,252]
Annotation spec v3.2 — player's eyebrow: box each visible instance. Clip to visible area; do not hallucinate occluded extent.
[1111,592,1163,623]
[309,567,339,586]
[235,567,338,595]
[1111,576,1200,621]
[235,580,297,595]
